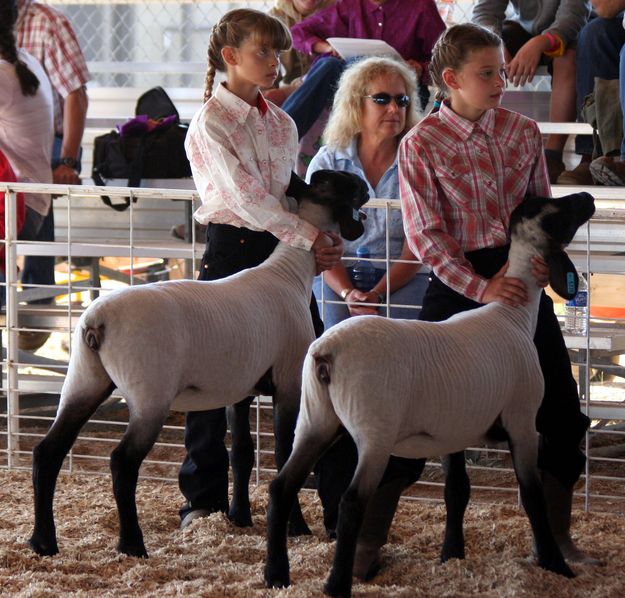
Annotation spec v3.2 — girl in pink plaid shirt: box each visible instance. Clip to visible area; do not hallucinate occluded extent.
[399,23,599,565]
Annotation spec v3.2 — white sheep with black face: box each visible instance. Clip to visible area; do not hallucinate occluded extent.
[264,192,595,598]
[28,170,369,559]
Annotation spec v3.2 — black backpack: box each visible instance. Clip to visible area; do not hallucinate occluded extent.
[92,87,192,211]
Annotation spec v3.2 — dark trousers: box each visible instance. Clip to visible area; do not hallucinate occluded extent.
[178,223,324,518]
[419,245,589,489]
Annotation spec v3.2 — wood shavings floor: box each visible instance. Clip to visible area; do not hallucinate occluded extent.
[1,470,623,597]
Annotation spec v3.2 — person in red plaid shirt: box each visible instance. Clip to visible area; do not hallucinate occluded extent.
[16,0,89,350]
[399,23,599,565]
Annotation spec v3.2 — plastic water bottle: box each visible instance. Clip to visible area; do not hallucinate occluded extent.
[352,246,376,292]
[564,274,589,335]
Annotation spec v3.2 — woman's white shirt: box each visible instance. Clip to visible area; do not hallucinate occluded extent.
[0,50,54,216]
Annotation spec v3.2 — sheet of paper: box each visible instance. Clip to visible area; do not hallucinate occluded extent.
[326,37,402,60]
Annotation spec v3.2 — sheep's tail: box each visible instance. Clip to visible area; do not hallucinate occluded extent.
[314,352,332,385]
[296,351,341,445]
[83,324,104,351]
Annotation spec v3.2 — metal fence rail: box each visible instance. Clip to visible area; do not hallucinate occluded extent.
[1,182,625,514]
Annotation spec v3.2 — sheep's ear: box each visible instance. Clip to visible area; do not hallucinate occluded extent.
[286,171,310,203]
[547,250,579,300]
[337,206,365,241]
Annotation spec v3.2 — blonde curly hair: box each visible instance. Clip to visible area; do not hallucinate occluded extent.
[322,56,421,150]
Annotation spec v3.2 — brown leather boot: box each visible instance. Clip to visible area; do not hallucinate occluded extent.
[541,470,605,565]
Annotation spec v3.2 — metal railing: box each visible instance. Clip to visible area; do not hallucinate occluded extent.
[1,182,625,513]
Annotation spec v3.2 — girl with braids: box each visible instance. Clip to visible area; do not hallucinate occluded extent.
[179,8,343,529]
[0,0,53,241]
[399,23,599,565]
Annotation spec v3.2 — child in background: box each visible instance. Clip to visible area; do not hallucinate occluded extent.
[179,8,343,529]
[399,23,599,565]
[472,0,590,182]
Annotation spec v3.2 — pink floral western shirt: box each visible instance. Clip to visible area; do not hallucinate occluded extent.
[185,83,318,250]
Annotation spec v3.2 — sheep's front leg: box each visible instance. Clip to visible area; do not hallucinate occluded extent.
[111,411,168,557]
[227,397,255,527]
[441,451,470,562]
[30,407,96,556]
[508,436,574,578]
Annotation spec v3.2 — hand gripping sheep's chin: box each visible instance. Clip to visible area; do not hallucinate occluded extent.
[264,193,595,598]
[28,170,368,559]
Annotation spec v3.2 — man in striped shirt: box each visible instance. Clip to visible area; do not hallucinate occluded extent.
[16,0,89,349]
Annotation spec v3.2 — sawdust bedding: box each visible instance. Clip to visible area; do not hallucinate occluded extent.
[1,470,623,597]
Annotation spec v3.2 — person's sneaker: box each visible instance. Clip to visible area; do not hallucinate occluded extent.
[545,153,565,184]
[589,156,625,186]
[180,508,214,529]
[556,161,595,185]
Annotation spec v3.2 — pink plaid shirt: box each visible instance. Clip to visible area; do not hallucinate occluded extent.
[17,1,90,134]
[399,103,551,302]
[185,84,318,250]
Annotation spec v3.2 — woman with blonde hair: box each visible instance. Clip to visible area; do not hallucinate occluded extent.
[308,58,429,575]
[310,56,429,328]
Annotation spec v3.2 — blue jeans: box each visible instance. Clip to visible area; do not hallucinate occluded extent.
[313,270,430,329]
[20,135,82,303]
[282,57,345,139]
[574,15,625,156]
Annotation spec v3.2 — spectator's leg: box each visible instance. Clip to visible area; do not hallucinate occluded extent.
[546,47,576,154]
[282,57,345,139]
[572,17,625,162]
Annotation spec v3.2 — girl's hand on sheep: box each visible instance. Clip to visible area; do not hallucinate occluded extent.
[313,232,344,274]
[530,256,549,288]
[482,263,528,307]
[346,289,380,316]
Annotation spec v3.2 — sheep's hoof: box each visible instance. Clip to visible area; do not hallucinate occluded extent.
[441,544,465,563]
[264,561,290,589]
[227,509,253,528]
[287,517,311,537]
[118,542,148,558]
[323,574,352,598]
[540,554,575,578]
[29,535,59,557]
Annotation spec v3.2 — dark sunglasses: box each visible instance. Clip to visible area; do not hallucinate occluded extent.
[364,93,411,108]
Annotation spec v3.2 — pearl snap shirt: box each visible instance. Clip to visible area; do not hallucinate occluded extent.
[185,83,318,250]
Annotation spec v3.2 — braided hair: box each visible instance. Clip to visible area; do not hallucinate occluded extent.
[429,23,502,106]
[203,8,291,103]
[0,0,39,96]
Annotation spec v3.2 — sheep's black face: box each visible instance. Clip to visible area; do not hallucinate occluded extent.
[509,193,595,299]
[308,170,369,241]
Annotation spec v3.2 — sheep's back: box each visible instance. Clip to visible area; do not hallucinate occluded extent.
[309,310,543,459]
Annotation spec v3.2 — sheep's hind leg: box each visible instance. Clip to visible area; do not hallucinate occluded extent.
[507,433,574,578]
[30,391,112,556]
[324,447,390,598]
[440,451,470,562]
[226,396,255,527]
[265,431,338,590]
[272,393,311,536]
[110,408,169,557]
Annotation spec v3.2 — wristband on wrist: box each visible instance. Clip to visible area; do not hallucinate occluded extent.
[340,287,353,301]
[543,32,565,58]
[376,291,386,303]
